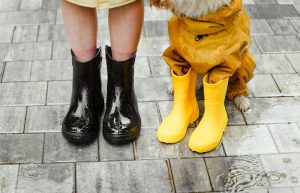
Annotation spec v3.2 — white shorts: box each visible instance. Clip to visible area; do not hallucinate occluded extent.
[66,0,136,9]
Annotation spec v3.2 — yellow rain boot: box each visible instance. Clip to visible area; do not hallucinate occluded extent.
[189,75,228,153]
[157,68,199,143]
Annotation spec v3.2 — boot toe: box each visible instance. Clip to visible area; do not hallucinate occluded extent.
[157,127,185,143]
[188,134,221,153]
[103,122,141,145]
[62,123,99,144]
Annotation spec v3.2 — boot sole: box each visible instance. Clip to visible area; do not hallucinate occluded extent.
[103,132,140,145]
[62,128,99,145]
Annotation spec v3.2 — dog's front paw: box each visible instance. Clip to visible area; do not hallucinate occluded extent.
[234,95,251,112]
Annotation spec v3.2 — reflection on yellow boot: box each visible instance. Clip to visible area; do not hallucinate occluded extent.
[189,75,228,153]
[157,68,199,143]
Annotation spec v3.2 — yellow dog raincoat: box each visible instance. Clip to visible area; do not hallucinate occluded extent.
[162,0,256,99]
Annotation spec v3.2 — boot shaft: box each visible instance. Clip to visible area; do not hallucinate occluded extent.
[70,49,103,103]
[171,68,197,98]
[72,49,102,84]
[105,46,136,100]
[203,75,228,104]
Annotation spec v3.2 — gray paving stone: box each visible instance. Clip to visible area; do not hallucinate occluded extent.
[44,132,98,163]
[245,4,300,19]
[99,131,134,161]
[135,125,225,160]
[0,0,21,11]
[20,0,43,10]
[13,25,39,42]
[148,56,170,77]
[76,160,173,193]
[251,19,274,35]
[273,74,300,96]
[144,20,168,38]
[0,133,43,163]
[38,24,66,42]
[47,81,71,105]
[132,57,152,78]
[0,62,4,81]
[0,26,14,43]
[254,54,295,74]
[0,165,19,193]
[206,155,269,192]
[97,24,110,42]
[0,106,26,133]
[223,125,278,156]
[245,0,256,4]
[290,18,300,33]
[286,53,300,72]
[268,123,300,153]
[135,77,170,101]
[250,38,261,54]
[42,0,60,10]
[277,0,294,4]
[2,61,31,82]
[52,41,69,60]
[170,158,212,192]
[274,188,295,193]
[0,10,56,25]
[144,7,171,21]
[254,0,276,4]
[16,163,74,193]
[30,60,72,81]
[139,102,160,128]
[225,101,247,125]
[0,44,10,61]
[293,187,300,193]
[3,42,52,62]
[0,82,47,106]
[55,9,63,24]
[268,19,298,35]
[254,35,300,53]
[260,153,300,187]
[248,74,282,97]
[244,97,300,124]
[137,38,169,56]
[25,105,67,133]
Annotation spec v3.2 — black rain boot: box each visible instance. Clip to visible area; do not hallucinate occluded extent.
[103,46,141,144]
[62,48,104,144]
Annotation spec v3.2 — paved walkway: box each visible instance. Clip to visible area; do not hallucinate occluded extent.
[0,0,300,192]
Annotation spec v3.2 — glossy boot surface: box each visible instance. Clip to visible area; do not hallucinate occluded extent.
[189,75,228,153]
[62,49,104,144]
[103,46,141,145]
[157,68,199,144]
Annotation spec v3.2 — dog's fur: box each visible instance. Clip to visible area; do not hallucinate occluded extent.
[152,0,252,112]
[150,0,232,19]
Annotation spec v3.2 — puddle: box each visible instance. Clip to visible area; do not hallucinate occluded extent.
[216,155,287,193]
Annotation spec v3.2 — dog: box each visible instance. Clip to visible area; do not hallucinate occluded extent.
[151,0,254,112]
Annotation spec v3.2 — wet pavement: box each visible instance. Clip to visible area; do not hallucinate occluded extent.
[0,0,300,192]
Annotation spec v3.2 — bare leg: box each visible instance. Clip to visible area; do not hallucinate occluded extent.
[61,0,98,62]
[109,0,144,61]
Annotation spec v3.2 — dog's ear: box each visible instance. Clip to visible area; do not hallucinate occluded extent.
[150,0,172,9]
